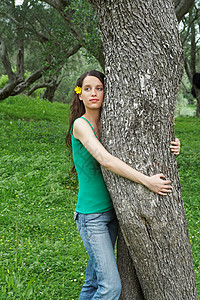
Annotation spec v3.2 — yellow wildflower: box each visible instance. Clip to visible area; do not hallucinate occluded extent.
[74,86,82,94]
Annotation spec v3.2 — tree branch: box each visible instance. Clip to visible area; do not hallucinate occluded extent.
[27,81,54,95]
[11,66,49,95]
[181,8,199,45]
[66,43,82,59]
[0,81,18,101]
[11,42,81,96]
[174,0,195,22]
[184,56,192,84]
[0,11,19,25]
[0,11,50,43]
[0,36,19,100]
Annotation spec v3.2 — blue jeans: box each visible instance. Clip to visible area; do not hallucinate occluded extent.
[75,208,121,300]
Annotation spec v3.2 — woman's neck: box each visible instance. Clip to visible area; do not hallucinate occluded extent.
[83,109,100,126]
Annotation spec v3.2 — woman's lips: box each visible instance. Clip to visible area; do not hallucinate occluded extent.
[90,99,99,102]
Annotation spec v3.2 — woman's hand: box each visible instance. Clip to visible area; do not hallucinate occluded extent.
[145,173,172,196]
[170,138,180,155]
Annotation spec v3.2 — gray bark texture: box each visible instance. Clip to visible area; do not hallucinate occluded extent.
[88,0,198,299]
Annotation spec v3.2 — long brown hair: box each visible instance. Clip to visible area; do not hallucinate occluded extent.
[66,70,105,152]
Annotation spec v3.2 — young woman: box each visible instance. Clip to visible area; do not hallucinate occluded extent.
[66,70,180,300]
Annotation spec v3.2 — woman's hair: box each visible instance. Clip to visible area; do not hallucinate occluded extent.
[66,70,105,152]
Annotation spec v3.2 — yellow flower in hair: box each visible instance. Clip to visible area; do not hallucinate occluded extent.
[74,86,82,94]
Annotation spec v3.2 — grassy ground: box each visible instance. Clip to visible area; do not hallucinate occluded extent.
[0,96,199,299]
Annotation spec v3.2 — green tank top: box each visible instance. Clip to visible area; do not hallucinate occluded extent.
[71,117,113,214]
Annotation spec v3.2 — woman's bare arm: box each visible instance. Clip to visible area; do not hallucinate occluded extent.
[73,118,172,196]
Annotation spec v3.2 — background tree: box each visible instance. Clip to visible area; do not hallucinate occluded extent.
[87,0,197,299]
[174,0,195,21]
[181,1,200,117]
[0,0,81,101]
[43,0,105,69]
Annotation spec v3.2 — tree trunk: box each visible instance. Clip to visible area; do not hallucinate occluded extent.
[194,87,200,117]
[42,79,59,102]
[17,28,24,80]
[89,0,197,299]
[196,98,200,117]
[0,36,18,100]
[117,228,145,299]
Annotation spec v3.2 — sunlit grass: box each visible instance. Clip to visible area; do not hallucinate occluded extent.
[175,116,200,296]
[0,96,199,299]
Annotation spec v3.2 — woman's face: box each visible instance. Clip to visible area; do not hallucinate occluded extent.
[79,76,104,110]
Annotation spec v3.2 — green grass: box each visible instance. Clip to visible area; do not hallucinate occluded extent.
[175,116,200,295]
[0,96,86,299]
[0,96,199,299]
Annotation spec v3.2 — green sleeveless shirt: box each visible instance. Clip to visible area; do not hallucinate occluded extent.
[71,117,113,214]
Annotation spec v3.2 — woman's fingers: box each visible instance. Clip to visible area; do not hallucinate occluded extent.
[148,174,173,195]
[160,173,165,177]
[170,139,180,155]
[170,150,180,155]
[170,149,180,155]
[170,145,179,149]
[162,185,172,189]
[163,180,171,185]
[158,192,167,196]
[161,188,172,192]
[159,176,172,193]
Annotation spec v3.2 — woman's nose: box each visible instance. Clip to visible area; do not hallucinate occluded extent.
[91,89,97,95]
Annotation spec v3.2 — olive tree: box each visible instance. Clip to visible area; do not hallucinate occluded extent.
[87,0,197,299]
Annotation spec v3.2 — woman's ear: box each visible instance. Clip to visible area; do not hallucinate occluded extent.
[79,94,83,101]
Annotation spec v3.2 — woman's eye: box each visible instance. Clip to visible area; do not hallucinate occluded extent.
[97,88,103,91]
[84,87,90,91]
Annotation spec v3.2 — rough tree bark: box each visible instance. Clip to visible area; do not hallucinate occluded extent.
[42,79,59,102]
[88,0,197,299]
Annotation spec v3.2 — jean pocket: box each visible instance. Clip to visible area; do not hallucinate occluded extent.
[84,213,105,238]
[84,212,104,225]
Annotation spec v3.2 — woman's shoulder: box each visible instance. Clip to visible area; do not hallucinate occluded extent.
[73,117,94,139]
[73,117,88,129]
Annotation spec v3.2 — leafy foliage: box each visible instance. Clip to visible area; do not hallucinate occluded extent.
[0,75,9,89]
[65,0,102,58]
[0,0,82,101]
